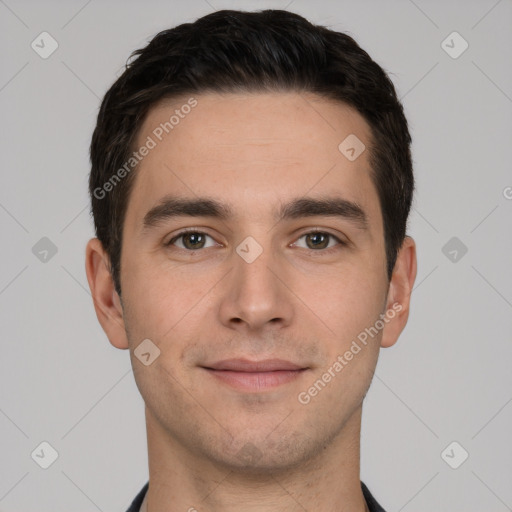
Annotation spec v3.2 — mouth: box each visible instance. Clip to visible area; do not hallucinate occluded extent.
[200,358,309,392]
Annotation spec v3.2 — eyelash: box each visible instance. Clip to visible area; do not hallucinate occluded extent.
[166,228,346,253]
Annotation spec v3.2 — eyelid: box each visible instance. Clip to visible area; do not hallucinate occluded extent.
[295,227,347,241]
[291,228,347,250]
[166,227,220,248]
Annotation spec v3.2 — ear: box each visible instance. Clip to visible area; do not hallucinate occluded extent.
[85,238,129,350]
[380,236,417,348]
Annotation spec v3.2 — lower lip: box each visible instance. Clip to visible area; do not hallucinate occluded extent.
[203,368,307,392]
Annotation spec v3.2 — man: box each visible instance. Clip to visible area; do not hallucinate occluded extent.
[85,9,417,512]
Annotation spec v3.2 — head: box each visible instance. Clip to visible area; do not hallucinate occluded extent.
[86,9,416,473]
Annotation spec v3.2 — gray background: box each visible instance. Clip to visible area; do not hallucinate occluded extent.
[1,0,511,510]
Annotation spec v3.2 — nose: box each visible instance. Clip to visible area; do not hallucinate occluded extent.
[217,240,294,333]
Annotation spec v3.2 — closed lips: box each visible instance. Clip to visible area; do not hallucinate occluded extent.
[202,359,307,372]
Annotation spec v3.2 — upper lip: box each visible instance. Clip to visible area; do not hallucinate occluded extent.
[203,358,306,372]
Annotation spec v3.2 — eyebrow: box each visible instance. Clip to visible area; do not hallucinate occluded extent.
[142,195,369,231]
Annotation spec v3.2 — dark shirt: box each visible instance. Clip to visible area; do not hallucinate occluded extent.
[125,480,386,511]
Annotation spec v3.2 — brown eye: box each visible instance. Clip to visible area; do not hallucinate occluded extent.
[167,231,216,250]
[181,232,206,249]
[305,232,330,249]
[294,231,344,251]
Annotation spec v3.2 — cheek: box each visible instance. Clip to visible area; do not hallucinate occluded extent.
[120,255,173,343]
[300,277,384,410]
[291,261,386,344]
[121,253,215,348]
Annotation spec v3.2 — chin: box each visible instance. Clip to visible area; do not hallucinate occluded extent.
[203,431,319,476]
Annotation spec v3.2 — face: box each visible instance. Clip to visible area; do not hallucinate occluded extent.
[89,92,414,473]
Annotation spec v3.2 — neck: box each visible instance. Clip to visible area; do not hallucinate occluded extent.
[144,406,368,512]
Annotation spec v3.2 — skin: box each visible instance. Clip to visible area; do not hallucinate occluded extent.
[86,92,417,512]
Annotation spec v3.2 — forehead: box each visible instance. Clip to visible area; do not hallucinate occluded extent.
[125,92,381,231]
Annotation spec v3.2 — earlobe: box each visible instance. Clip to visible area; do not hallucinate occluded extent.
[85,238,130,350]
[380,236,417,348]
